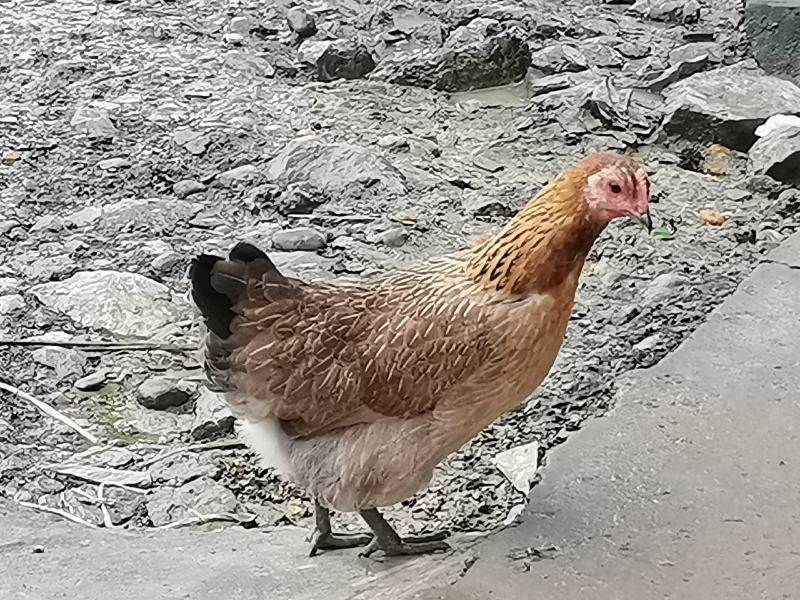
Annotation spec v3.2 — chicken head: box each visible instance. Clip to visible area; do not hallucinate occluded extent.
[582,152,652,232]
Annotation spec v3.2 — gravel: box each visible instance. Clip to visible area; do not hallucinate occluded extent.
[1,0,798,538]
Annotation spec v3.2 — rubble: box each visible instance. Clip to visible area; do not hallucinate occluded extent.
[370,35,531,92]
[744,0,800,86]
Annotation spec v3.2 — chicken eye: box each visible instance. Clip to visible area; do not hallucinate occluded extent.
[609,182,622,194]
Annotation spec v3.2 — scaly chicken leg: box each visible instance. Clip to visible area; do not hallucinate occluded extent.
[308,501,373,556]
[358,509,449,557]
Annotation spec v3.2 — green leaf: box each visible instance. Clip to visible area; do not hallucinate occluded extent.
[652,226,675,241]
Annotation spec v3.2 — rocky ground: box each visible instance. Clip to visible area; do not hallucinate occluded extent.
[1,0,799,538]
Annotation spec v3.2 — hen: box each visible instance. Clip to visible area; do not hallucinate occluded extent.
[190,151,651,557]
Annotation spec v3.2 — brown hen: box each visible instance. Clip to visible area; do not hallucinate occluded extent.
[190,151,652,557]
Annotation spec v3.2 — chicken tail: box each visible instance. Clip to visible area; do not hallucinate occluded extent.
[190,242,287,339]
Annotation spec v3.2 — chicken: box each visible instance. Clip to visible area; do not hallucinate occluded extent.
[189,151,652,558]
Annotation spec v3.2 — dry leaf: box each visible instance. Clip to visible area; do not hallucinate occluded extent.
[700,209,726,226]
[702,144,730,176]
[2,150,20,164]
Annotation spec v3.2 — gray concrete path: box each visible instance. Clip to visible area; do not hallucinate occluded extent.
[3,235,800,600]
[424,235,800,599]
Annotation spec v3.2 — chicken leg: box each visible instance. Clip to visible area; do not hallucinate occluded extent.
[358,508,450,557]
[308,501,373,557]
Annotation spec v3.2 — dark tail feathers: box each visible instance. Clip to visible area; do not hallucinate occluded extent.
[190,242,286,339]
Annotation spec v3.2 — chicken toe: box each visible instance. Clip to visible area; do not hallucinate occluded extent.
[308,501,373,557]
[358,509,450,558]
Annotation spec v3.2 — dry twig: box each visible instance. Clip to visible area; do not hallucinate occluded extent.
[0,338,194,353]
[17,501,97,528]
[0,381,99,444]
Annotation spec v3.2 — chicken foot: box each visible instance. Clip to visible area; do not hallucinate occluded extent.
[358,508,450,558]
[308,501,373,557]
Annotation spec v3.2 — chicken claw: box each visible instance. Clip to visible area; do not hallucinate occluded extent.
[358,509,450,558]
[308,501,373,557]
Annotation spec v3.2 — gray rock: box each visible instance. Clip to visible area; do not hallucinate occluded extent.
[65,206,102,227]
[270,251,336,281]
[668,41,723,65]
[31,346,87,381]
[443,18,499,49]
[748,115,800,186]
[150,252,180,272]
[579,38,624,69]
[0,219,20,234]
[267,138,406,194]
[0,277,19,295]
[137,377,195,410]
[272,227,326,251]
[31,271,182,337]
[529,43,587,75]
[371,35,531,92]
[314,40,375,82]
[377,134,409,151]
[74,370,108,392]
[217,164,259,186]
[629,0,701,22]
[23,255,76,281]
[97,157,130,170]
[0,294,24,315]
[286,7,316,37]
[229,16,253,34]
[191,388,235,441]
[745,0,800,86]
[642,54,712,92]
[30,215,63,232]
[173,128,210,156]
[173,179,206,198]
[661,63,800,151]
[375,227,409,248]
[643,273,685,305]
[297,40,332,66]
[145,477,238,527]
[149,454,221,485]
[70,106,117,139]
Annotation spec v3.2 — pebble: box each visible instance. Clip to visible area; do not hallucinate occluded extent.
[150,252,180,272]
[97,157,130,170]
[217,164,259,186]
[173,179,206,198]
[229,16,253,34]
[375,227,409,248]
[191,388,235,440]
[0,277,19,295]
[0,219,20,234]
[377,134,410,151]
[31,346,87,381]
[644,273,686,305]
[137,377,195,410]
[70,106,117,139]
[0,293,24,315]
[286,7,317,37]
[272,227,326,251]
[74,370,108,392]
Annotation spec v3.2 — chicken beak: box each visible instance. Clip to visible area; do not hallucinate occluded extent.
[629,209,652,234]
